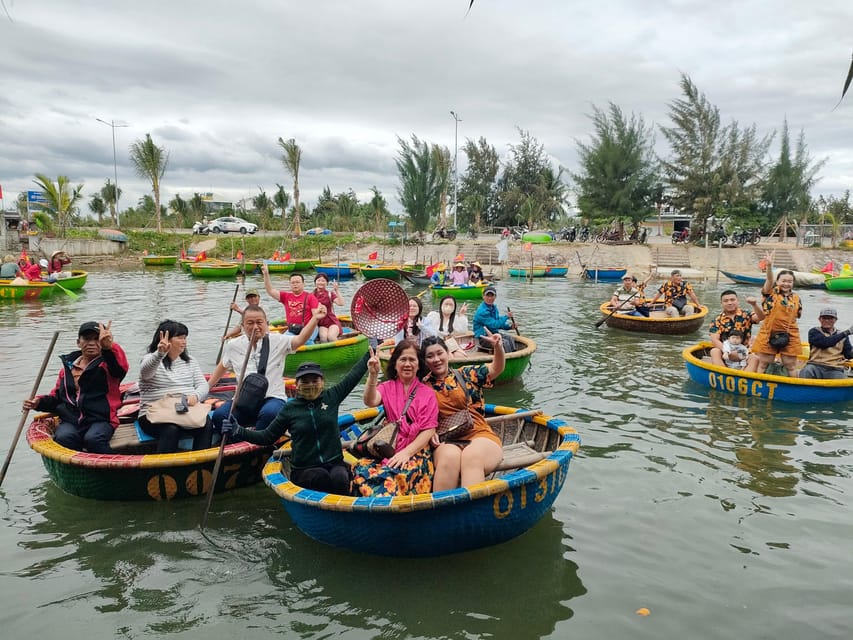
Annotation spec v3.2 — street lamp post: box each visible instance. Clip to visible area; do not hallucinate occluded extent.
[95,118,129,225]
[450,110,462,230]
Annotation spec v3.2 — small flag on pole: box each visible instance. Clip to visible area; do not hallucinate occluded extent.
[368,251,378,260]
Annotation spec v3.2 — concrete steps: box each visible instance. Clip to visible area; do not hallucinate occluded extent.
[653,245,691,268]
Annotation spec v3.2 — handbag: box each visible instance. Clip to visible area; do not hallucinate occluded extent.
[672,295,687,312]
[146,394,209,429]
[436,369,475,443]
[350,385,419,460]
[769,331,790,351]
[233,337,270,417]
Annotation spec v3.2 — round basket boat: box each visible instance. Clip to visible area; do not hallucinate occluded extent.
[360,264,402,280]
[262,405,580,557]
[598,302,709,335]
[189,263,240,278]
[315,263,359,280]
[683,342,853,403]
[431,283,489,300]
[268,326,369,375]
[54,270,88,290]
[583,267,627,281]
[376,334,536,382]
[26,415,272,501]
[142,255,179,266]
[0,280,56,300]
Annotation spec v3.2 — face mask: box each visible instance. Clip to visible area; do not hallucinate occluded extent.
[297,380,324,401]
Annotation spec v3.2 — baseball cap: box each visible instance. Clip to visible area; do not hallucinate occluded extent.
[245,288,260,299]
[483,285,497,296]
[819,307,838,318]
[78,321,100,337]
[294,361,324,380]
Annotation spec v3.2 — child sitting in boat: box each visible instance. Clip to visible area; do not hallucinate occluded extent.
[722,330,750,370]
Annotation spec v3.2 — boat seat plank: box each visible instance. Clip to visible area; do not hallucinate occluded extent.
[110,424,153,453]
[493,440,547,472]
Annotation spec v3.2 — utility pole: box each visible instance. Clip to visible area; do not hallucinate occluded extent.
[450,110,462,229]
[95,118,129,225]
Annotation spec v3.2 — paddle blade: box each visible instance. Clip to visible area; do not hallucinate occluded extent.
[350,278,409,340]
[55,282,79,299]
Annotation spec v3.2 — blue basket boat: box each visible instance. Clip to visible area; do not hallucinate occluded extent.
[262,405,580,557]
[683,342,853,403]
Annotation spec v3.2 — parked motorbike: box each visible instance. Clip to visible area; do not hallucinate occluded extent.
[708,224,727,245]
[559,226,576,242]
[731,227,761,246]
[672,228,690,244]
[467,227,478,240]
[510,225,529,241]
[577,226,590,243]
[432,226,457,241]
[192,221,210,235]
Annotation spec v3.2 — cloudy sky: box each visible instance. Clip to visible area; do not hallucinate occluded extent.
[2,0,852,217]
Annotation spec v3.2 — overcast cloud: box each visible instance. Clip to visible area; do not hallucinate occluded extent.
[1,0,852,216]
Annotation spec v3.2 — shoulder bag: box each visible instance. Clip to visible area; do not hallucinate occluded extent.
[769,331,790,351]
[233,336,270,417]
[146,394,209,429]
[350,384,419,460]
[436,368,475,443]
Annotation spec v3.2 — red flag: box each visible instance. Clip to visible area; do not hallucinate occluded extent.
[368,251,378,260]
[454,253,464,262]
[195,250,207,262]
[425,261,441,277]
[236,249,243,259]
[180,248,187,259]
[523,242,532,251]
[820,261,834,274]
[283,252,291,261]
[272,250,280,261]
[0,184,3,199]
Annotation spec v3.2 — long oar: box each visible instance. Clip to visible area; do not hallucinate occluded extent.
[506,306,521,336]
[200,327,256,531]
[595,290,642,328]
[214,285,240,364]
[0,331,60,487]
[53,281,79,299]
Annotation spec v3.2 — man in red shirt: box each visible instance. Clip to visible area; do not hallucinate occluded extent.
[261,263,319,343]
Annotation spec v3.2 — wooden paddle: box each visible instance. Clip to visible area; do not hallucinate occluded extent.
[215,285,240,364]
[0,331,60,487]
[53,281,79,299]
[506,306,521,336]
[595,289,642,328]
[200,326,256,532]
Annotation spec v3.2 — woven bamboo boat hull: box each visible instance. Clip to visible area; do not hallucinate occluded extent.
[55,270,88,290]
[0,280,56,300]
[268,332,369,375]
[509,268,547,277]
[378,335,536,382]
[189,263,239,277]
[315,264,359,279]
[142,256,178,266]
[264,260,296,273]
[683,342,853,403]
[430,283,489,300]
[27,416,272,500]
[599,302,709,335]
[263,405,580,557]
[825,276,853,291]
[583,267,627,281]
[360,265,401,280]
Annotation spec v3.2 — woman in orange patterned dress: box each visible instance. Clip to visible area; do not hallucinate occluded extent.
[751,252,802,377]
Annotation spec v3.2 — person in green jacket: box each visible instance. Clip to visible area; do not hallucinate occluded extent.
[225,350,370,495]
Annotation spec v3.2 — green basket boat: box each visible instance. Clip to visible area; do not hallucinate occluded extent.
[431,283,489,300]
[54,270,88,290]
[268,327,369,375]
[377,334,536,382]
[189,263,240,278]
[360,264,401,280]
[0,280,56,300]
[265,260,297,273]
[825,275,853,292]
[508,267,547,278]
[142,255,179,266]
[26,414,272,501]
[288,258,317,271]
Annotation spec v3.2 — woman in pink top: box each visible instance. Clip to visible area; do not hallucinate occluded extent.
[312,273,344,342]
[352,340,438,497]
[449,261,469,285]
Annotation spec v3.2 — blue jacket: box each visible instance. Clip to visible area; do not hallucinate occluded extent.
[473,302,511,338]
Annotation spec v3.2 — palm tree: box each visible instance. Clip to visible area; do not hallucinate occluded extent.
[253,189,274,230]
[188,193,207,223]
[273,183,291,231]
[169,194,191,227]
[88,193,107,224]
[99,180,121,226]
[32,174,83,237]
[369,186,388,233]
[277,137,302,236]
[129,133,169,232]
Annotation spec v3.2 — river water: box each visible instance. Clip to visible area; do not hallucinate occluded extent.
[1,267,853,638]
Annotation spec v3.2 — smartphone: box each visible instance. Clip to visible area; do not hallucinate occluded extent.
[175,395,189,413]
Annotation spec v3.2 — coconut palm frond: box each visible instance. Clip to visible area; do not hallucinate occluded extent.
[832,52,853,111]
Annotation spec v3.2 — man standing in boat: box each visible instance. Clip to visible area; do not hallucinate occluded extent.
[22,321,128,453]
[207,303,326,433]
[799,308,853,379]
[647,269,701,317]
[708,290,765,372]
[260,264,320,342]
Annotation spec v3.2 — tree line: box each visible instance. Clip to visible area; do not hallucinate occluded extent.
[23,73,851,238]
